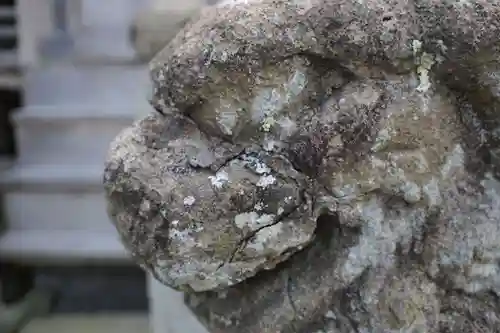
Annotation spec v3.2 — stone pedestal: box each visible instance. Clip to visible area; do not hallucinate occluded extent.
[147,274,208,333]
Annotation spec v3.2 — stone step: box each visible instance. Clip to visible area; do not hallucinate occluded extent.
[23,65,151,107]
[39,31,140,66]
[0,164,114,233]
[0,69,21,89]
[0,163,104,190]
[21,313,149,333]
[0,229,129,264]
[0,25,15,38]
[0,6,15,19]
[0,164,132,263]
[0,156,13,170]
[13,106,139,165]
[0,49,17,68]
[71,27,137,63]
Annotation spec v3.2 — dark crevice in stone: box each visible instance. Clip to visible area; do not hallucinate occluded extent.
[456,97,492,176]
[288,130,329,178]
[186,208,363,333]
[213,149,248,173]
[436,60,500,179]
[314,211,342,246]
[286,273,299,320]
[217,187,306,271]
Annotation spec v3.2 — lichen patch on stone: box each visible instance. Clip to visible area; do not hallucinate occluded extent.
[234,212,275,231]
[257,174,277,188]
[183,196,196,206]
[209,170,229,188]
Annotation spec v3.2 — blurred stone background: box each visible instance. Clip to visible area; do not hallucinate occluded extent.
[0,0,211,332]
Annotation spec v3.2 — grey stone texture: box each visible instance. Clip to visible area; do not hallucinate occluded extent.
[105,0,500,332]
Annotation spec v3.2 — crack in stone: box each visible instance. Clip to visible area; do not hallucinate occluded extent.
[213,148,247,172]
[216,189,306,270]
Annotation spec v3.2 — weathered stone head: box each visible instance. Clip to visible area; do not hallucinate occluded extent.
[105,0,500,332]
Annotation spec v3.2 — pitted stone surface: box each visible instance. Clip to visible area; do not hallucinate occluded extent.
[106,0,500,332]
[104,113,315,292]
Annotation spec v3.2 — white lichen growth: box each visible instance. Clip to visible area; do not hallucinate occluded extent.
[242,155,271,175]
[325,310,336,319]
[440,144,465,179]
[209,171,229,188]
[437,39,448,53]
[241,155,277,188]
[416,52,435,93]
[401,182,422,204]
[263,139,276,151]
[216,105,239,136]
[371,127,393,152]
[277,116,298,139]
[169,228,195,244]
[257,174,277,188]
[261,116,276,132]
[140,199,151,211]
[246,222,284,251]
[255,163,270,174]
[412,39,423,56]
[234,212,275,230]
[183,196,196,206]
[422,177,442,207]
[254,201,265,211]
[412,39,437,93]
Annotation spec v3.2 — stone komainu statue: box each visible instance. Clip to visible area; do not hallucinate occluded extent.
[105,0,500,332]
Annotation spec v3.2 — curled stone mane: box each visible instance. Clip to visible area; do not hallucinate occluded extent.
[104,0,500,332]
